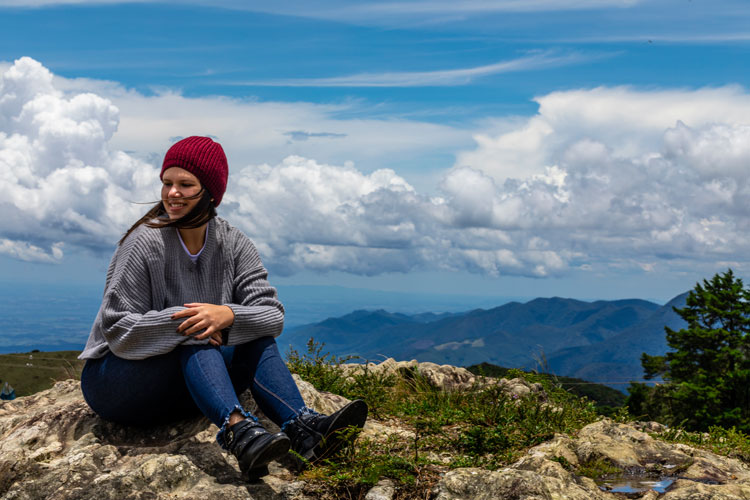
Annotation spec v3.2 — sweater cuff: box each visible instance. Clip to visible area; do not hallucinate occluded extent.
[224,303,284,345]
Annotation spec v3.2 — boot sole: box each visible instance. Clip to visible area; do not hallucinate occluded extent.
[305,399,368,463]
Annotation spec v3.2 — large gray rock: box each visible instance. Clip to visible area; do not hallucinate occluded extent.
[3,366,750,500]
[0,378,352,500]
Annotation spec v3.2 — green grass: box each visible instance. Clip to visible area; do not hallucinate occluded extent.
[0,350,84,397]
[656,425,750,462]
[576,457,622,479]
[286,340,601,498]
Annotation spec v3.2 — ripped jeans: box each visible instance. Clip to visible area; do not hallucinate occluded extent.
[80,336,309,448]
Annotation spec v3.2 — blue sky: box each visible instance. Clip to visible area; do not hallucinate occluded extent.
[3,0,750,306]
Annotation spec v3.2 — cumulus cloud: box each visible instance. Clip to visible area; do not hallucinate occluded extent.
[0,57,158,262]
[5,57,750,279]
[219,156,577,277]
[452,86,750,272]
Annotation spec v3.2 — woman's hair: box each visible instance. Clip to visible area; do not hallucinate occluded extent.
[119,189,217,245]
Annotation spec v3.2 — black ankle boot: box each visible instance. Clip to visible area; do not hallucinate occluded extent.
[285,399,368,467]
[223,419,290,481]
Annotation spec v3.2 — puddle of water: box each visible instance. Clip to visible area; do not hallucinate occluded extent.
[598,476,675,494]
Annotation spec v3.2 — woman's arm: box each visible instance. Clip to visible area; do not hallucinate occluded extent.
[221,230,285,346]
[96,231,196,359]
[100,288,188,359]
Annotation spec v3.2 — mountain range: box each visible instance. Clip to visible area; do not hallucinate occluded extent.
[279,293,689,392]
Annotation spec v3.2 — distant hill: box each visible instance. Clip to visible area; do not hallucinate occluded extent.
[280,296,664,384]
[546,292,688,389]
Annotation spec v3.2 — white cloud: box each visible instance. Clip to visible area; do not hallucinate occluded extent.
[452,85,750,270]
[457,85,750,180]
[234,51,594,87]
[0,238,63,263]
[5,57,750,280]
[48,74,471,183]
[0,57,159,260]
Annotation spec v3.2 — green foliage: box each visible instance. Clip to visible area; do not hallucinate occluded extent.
[288,339,600,495]
[624,382,674,423]
[640,269,750,432]
[657,425,750,463]
[286,338,396,416]
[577,458,621,479]
[286,338,354,395]
[344,362,396,419]
[550,455,573,471]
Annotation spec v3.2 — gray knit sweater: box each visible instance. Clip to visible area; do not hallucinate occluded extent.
[79,217,284,360]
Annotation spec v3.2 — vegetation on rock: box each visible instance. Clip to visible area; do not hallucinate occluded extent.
[287,338,600,496]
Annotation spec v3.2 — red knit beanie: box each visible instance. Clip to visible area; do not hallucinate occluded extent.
[160,136,229,207]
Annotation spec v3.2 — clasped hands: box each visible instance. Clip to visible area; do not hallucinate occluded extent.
[172,303,235,347]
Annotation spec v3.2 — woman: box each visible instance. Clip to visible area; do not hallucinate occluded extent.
[79,136,367,481]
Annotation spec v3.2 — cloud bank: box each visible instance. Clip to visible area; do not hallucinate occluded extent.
[3,57,750,280]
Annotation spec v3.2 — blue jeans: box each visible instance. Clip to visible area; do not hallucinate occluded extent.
[81,336,308,447]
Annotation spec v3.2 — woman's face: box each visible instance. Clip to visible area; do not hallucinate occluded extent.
[161,167,203,220]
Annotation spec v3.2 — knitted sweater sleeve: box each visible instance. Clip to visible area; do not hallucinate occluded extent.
[223,229,285,346]
[97,233,187,359]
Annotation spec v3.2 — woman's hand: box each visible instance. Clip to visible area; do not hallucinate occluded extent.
[172,303,235,346]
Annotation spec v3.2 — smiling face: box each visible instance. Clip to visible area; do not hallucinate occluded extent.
[161,167,204,220]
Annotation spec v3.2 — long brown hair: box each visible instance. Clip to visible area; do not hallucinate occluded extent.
[120,189,217,245]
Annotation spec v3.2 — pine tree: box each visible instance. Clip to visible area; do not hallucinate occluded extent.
[641,269,750,431]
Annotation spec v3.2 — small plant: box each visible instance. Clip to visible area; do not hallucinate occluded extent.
[286,338,352,395]
[344,361,396,419]
[577,458,622,479]
[550,455,572,470]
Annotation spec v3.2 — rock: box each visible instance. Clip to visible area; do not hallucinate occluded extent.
[575,419,692,468]
[4,368,750,500]
[495,377,548,402]
[340,358,477,391]
[364,479,395,500]
[434,467,612,500]
[433,419,750,500]
[340,358,550,401]
[360,419,415,442]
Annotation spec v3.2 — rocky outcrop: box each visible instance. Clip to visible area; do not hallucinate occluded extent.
[339,358,478,391]
[2,359,750,499]
[435,420,750,500]
[340,357,546,398]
